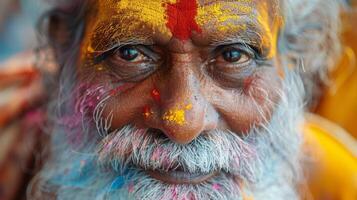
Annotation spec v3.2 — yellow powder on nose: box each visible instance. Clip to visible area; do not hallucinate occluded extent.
[163,104,193,125]
[163,108,186,125]
[185,104,193,110]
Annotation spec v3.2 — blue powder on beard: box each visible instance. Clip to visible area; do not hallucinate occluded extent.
[50,153,136,192]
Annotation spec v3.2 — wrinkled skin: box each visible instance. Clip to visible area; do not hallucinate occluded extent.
[80,0,282,144]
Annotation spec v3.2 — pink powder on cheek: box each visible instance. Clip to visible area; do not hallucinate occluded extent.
[109,83,134,96]
[73,83,109,115]
[212,183,221,191]
[243,76,254,93]
[59,83,111,147]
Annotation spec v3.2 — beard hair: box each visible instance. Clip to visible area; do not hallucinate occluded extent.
[29,70,305,200]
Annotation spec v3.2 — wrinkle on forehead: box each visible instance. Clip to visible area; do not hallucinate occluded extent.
[85,0,178,53]
[85,0,282,57]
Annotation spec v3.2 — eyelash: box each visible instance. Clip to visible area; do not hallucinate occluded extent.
[94,42,263,61]
[92,45,155,65]
[220,44,261,59]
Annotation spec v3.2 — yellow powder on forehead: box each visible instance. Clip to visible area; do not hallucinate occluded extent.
[82,0,177,55]
[97,0,176,37]
[196,1,253,32]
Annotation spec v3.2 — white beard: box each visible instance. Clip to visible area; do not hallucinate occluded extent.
[31,71,305,200]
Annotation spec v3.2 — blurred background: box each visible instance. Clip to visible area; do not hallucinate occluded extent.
[0,0,48,62]
[0,0,356,200]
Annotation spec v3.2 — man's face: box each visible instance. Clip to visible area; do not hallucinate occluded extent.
[70,0,299,199]
[81,0,282,142]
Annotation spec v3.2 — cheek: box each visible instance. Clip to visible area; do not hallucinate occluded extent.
[100,78,155,130]
[208,68,282,134]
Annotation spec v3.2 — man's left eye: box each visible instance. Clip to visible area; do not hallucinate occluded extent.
[119,46,139,61]
[115,45,148,62]
[218,48,251,64]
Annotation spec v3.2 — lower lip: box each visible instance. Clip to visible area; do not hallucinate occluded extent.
[147,170,218,184]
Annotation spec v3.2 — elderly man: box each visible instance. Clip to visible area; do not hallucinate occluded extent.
[0,0,356,200]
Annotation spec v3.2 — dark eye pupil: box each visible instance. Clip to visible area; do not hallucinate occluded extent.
[119,46,139,61]
[222,49,242,62]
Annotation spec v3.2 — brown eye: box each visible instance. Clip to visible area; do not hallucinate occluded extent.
[102,45,161,82]
[208,46,257,89]
[118,46,140,61]
[220,49,250,63]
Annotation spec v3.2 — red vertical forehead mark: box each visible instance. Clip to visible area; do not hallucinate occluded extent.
[165,0,202,41]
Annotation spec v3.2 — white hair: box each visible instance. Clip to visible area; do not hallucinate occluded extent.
[29,69,305,200]
[280,0,344,104]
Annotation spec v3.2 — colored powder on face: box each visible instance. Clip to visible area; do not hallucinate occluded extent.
[163,108,186,125]
[185,104,192,110]
[114,0,175,36]
[151,147,164,161]
[162,104,192,125]
[165,0,202,40]
[151,88,161,102]
[110,86,124,96]
[243,76,254,93]
[212,183,221,191]
[196,1,252,32]
[143,105,153,118]
[84,0,177,54]
[110,176,126,190]
[171,186,178,199]
[127,182,135,193]
[109,84,133,96]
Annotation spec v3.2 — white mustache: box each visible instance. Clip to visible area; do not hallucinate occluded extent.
[97,126,259,180]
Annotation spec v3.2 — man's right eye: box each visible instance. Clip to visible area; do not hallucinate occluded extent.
[112,45,149,63]
[101,45,161,82]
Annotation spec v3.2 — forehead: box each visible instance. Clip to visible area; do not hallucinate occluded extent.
[86,0,281,54]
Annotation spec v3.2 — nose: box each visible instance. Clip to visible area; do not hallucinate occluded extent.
[152,54,217,144]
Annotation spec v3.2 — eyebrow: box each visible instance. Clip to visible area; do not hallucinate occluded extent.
[88,19,156,53]
[207,18,273,57]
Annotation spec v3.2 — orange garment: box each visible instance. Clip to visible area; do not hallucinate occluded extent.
[303,114,357,200]
[316,7,357,139]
